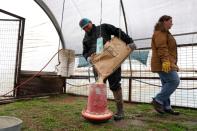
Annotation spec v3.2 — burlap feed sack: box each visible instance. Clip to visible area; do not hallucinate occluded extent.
[56,49,75,77]
[91,37,133,80]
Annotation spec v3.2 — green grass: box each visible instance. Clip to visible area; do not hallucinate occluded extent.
[0,94,197,131]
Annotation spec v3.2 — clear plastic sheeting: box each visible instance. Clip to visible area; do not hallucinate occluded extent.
[35,0,197,52]
[0,0,60,72]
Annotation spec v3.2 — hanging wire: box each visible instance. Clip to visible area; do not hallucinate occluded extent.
[59,0,66,49]
[99,0,103,37]
[118,0,122,38]
[55,0,66,72]
[119,0,133,76]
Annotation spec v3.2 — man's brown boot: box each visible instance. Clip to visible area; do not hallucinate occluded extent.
[112,88,124,121]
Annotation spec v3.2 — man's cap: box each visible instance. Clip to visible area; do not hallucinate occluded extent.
[79,18,91,29]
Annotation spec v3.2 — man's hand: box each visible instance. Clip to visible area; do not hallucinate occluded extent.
[162,61,171,73]
[128,42,137,50]
[87,57,92,65]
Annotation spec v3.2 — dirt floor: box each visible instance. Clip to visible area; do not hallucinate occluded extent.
[0,94,197,131]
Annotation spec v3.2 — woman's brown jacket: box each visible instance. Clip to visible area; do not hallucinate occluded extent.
[151,30,179,72]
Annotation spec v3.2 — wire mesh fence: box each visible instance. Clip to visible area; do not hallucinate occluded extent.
[0,20,20,97]
[0,9,24,98]
[66,42,197,108]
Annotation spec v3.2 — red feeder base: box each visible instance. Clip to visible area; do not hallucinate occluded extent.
[81,83,113,122]
[82,108,113,122]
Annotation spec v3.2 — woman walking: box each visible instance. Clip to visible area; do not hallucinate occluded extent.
[151,15,180,115]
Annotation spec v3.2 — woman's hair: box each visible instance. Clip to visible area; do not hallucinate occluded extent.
[154,15,172,32]
[158,15,172,23]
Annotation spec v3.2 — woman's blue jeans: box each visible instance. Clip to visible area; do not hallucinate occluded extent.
[154,71,180,109]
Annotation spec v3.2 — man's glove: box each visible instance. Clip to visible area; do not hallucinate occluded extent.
[87,57,92,65]
[162,61,171,73]
[128,42,137,50]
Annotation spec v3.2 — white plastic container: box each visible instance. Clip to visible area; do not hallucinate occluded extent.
[0,116,22,131]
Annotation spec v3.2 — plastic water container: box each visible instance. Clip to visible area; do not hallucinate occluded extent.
[0,116,22,131]
[96,37,103,54]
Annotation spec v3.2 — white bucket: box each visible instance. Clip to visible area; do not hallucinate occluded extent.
[56,49,75,77]
[0,116,23,131]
